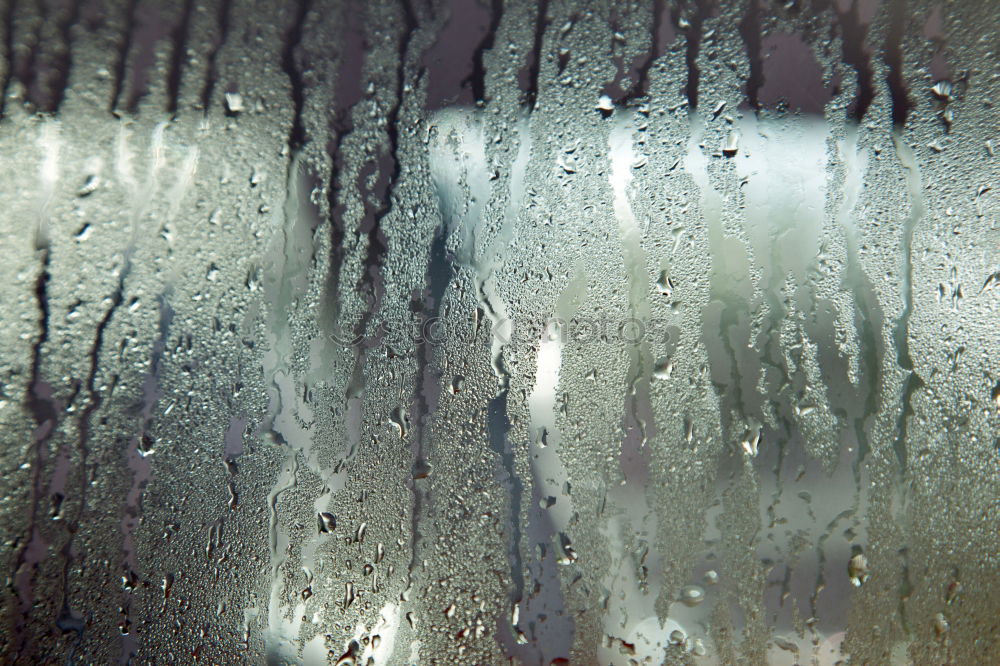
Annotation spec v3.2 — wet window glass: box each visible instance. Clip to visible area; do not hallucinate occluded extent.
[1,0,997,663]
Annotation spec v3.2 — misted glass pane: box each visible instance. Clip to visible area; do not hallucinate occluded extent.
[1,0,997,664]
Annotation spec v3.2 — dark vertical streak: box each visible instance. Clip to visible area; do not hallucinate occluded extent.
[165,0,195,115]
[465,0,502,103]
[18,0,45,108]
[358,0,415,305]
[322,3,365,337]
[280,0,311,150]
[110,0,137,113]
[835,0,875,122]
[522,0,548,109]
[59,257,132,644]
[739,0,763,109]
[406,225,452,581]
[199,0,232,113]
[617,0,665,104]
[0,0,16,118]
[118,294,172,663]
[682,0,710,109]
[323,129,348,333]
[884,0,911,126]
[489,391,520,598]
[12,250,58,659]
[45,0,80,112]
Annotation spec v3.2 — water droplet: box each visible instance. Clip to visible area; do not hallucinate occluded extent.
[596,95,614,118]
[931,80,953,101]
[722,132,739,157]
[795,403,816,416]
[653,358,673,381]
[225,92,244,114]
[344,582,356,608]
[77,174,100,197]
[848,552,870,587]
[318,512,336,533]
[680,584,705,606]
[558,154,578,174]
[556,533,577,564]
[389,406,408,438]
[740,429,761,457]
[934,613,949,637]
[656,271,675,296]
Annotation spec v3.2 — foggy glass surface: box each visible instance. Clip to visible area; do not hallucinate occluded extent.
[0,0,997,664]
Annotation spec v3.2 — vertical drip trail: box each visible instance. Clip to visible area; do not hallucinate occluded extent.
[833,125,884,477]
[346,0,416,397]
[8,0,43,108]
[686,111,747,429]
[466,0,502,103]
[888,132,925,477]
[403,221,451,600]
[12,123,61,660]
[835,0,876,122]
[0,0,17,118]
[117,136,195,661]
[617,0,665,104]
[261,155,322,661]
[480,116,532,656]
[598,109,663,663]
[198,0,232,113]
[516,266,585,664]
[682,0,710,109]
[521,0,549,109]
[408,107,488,605]
[738,0,762,109]
[13,265,56,660]
[280,0,311,150]
[884,0,912,127]
[44,0,79,113]
[165,0,195,116]
[71,121,170,660]
[317,5,364,358]
[258,4,328,656]
[295,15,370,657]
[118,293,174,663]
[265,0,413,657]
[50,191,138,661]
[109,0,137,113]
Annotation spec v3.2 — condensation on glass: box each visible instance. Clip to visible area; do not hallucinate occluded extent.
[0,0,997,664]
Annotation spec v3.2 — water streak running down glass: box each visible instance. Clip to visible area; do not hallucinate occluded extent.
[0,0,997,664]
